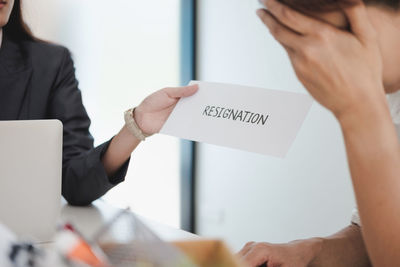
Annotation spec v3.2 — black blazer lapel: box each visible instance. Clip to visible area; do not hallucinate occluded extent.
[0,36,32,120]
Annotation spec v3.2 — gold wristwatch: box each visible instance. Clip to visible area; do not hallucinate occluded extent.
[124,108,151,141]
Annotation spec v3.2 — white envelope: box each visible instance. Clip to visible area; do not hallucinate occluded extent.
[160,81,313,157]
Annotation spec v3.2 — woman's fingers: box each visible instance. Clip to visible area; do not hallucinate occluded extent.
[260,0,324,35]
[257,9,303,50]
[163,84,199,99]
[342,1,376,42]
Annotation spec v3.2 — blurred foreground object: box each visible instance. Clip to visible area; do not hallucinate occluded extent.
[0,208,245,267]
[95,208,197,267]
[173,240,244,267]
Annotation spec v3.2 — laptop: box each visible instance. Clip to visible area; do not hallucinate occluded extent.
[0,120,63,242]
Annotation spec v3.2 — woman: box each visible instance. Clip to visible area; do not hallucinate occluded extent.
[0,0,198,206]
[239,0,400,266]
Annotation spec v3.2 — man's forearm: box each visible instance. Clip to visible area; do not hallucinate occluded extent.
[309,225,371,267]
[339,99,400,267]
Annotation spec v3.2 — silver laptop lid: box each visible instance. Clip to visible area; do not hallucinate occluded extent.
[0,120,62,242]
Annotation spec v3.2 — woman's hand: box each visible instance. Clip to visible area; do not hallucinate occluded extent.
[134,85,198,135]
[237,239,321,267]
[257,0,386,120]
[102,85,197,176]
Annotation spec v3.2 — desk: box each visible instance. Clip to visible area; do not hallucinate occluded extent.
[60,200,198,241]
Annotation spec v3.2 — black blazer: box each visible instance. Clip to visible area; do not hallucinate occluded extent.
[0,35,129,206]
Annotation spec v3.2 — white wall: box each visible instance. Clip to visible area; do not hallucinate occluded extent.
[196,0,356,251]
[22,0,182,228]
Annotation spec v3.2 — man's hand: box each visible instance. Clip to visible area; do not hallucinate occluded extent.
[257,0,386,120]
[237,239,321,267]
[238,225,371,267]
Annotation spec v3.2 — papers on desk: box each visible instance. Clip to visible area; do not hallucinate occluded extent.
[161,81,313,157]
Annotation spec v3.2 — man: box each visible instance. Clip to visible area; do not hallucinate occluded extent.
[239,0,400,266]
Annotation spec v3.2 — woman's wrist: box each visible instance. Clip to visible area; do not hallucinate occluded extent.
[124,107,153,141]
[132,106,150,135]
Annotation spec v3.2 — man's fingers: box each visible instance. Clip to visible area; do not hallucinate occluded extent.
[164,84,199,99]
[260,0,324,35]
[241,247,268,267]
[237,242,255,257]
[342,1,376,41]
[257,9,303,50]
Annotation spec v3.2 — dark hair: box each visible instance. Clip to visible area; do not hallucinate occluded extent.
[3,0,35,41]
[279,0,400,12]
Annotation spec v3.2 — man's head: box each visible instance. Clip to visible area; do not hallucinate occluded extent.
[277,0,400,92]
[279,0,399,13]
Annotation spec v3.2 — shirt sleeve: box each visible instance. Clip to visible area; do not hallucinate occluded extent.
[48,47,130,206]
[351,207,361,226]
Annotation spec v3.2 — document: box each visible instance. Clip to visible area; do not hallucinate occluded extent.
[160,81,313,157]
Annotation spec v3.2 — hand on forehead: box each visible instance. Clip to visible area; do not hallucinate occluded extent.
[307,10,349,29]
[261,0,349,30]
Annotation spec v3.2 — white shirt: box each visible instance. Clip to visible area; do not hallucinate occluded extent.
[0,223,16,267]
[351,90,400,225]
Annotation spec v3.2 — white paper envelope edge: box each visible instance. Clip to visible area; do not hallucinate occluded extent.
[160,81,313,158]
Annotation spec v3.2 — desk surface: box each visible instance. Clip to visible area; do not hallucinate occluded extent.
[60,200,198,241]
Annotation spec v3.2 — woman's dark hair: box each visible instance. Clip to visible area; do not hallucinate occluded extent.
[3,0,35,41]
[279,0,400,12]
